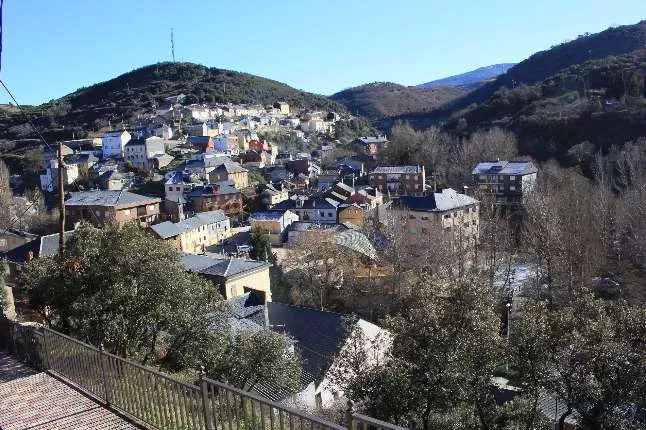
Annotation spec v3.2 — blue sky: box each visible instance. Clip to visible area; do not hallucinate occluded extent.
[1,0,644,105]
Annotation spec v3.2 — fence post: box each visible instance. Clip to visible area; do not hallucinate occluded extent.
[346,400,355,430]
[200,366,214,430]
[40,326,51,370]
[99,344,112,406]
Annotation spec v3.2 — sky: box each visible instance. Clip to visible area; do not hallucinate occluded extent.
[1,0,645,105]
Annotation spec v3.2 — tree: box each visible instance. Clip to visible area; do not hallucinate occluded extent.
[0,262,8,316]
[0,159,12,229]
[336,275,505,429]
[249,229,274,263]
[513,292,646,429]
[203,328,302,393]
[22,223,222,367]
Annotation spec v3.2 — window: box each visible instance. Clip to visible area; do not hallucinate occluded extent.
[479,175,486,180]
[176,187,181,191]
[510,185,516,191]
[409,214,416,219]
[0,239,6,247]
[509,175,515,180]
[421,216,429,220]
[443,214,450,219]
[123,209,131,216]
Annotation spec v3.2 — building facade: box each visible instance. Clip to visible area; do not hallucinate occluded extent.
[151,210,231,253]
[102,130,132,159]
[369,165,426,196]
[472,160,538,205]
[65,190,161,228]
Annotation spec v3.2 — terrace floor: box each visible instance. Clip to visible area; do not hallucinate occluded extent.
[0,353,139,430]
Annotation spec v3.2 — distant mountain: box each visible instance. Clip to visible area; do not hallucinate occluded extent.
[0,62,346,144]
[330,82,465,123]
[383,20,646,129]
[417,63,516,89]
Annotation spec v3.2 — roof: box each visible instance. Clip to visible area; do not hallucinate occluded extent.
[270,198,338,211]
[472,160,538,176]
[265,303,353,377]
[213,161,248,174]
[188,136,213,145]
[332,229,377,260]
[151,210,228,239]
[180,253,270,279]
[150,221,181,239]
[5,231,76,263]
[356,136,388,145]
[185,181,240,197]
[102,130,128,137]
[65,191,160,208]
[395,188,478,212]
[249,212,285,221]
[64,153,98,165]
[371,165,422,174]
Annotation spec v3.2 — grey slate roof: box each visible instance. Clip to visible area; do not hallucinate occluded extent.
[472,160,538,176]
[357,136,388,144]
[150,221,182,239]
[371,165,422,174]
[5,231,76,262]
[65,190,159,207]
[249,212,284,221]
[269,198,338,211]
[395,188,478,212]
[179,253,269,279]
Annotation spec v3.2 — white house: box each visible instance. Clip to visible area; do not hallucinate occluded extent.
[39,159,79,192]
[229,297,391,409]
[153,124,173,139]
[102,130,132,159]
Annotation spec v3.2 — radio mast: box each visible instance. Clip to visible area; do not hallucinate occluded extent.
[171,28,176,62]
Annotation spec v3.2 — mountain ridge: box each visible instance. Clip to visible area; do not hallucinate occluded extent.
[417,63,516,89]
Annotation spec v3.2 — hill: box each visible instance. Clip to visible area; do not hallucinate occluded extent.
[442,48,646,170]
[330,82,465,123]
[417,63,516,89]
[0,62,346,144]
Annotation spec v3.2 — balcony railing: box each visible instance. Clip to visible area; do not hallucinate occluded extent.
[0,318,407,430]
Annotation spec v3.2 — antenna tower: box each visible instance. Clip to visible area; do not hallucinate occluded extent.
[171,28,176,62]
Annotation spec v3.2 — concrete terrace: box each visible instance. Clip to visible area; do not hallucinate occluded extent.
[0,353,138,430]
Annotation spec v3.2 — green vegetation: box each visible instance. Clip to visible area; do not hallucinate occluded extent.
[21,223,301,394]
[0,62,347,146]
[333,117,376,143]
[249,230,274,263]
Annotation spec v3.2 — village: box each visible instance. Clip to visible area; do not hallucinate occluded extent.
[0,92,547,417]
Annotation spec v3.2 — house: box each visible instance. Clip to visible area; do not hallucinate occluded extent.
[249,211,299,244]
[65,190,161,228]
[40,158,79,192]
[153,124,173,139]
[64,153,99,184]
[391,188,479,243]
[347,187,383,208]
[277,102,290,115]
[207,160,249,189]
[258,183,290,207]
[96,170,135,191]
[102,130,132,159]
[151,210,231,253]
[41,144,73,170]
[369,165,426,196]
[472,160,538,205]
[0,229,38,254]
[188,135,215,152]
[186,181,243,220]
[180,253,272,301]
[355,136,388,157]
[229,295,390,408]
[124,137,166,171]
[269,197,338,224]
[338,204,367,228]
[186,123,208,137]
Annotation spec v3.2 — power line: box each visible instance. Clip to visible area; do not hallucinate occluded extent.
[0,79,51,150]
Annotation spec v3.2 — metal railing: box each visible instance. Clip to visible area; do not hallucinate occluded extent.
[0,318,407,430]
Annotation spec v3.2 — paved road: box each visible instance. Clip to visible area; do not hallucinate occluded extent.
[0,353,138,430]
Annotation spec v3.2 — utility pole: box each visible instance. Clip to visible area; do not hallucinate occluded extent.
[57,141,66,256]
